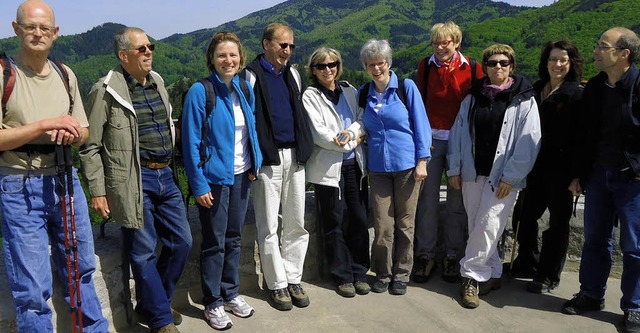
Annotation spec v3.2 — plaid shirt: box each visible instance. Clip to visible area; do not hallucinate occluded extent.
[126,73,172,162]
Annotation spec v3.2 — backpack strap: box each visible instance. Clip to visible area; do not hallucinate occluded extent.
[358,82,371,109]
[238,78,252,106]
[1,52,16,119]
[197,77,216,167]
[397,78,407,107]
[469,57,478,86]
[422,57,431,104]
[49,60,73,115]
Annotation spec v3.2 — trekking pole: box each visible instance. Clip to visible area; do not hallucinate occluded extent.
[64,144,84,332]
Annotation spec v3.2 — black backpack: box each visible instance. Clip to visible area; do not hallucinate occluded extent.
[358,78,409,109]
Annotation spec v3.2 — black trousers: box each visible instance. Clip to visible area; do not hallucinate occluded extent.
[512,169,573,282]
[314,159,370,284]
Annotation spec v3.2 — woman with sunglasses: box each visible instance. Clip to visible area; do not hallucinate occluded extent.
[359,39,432,296]
[510,40,584,293]
[447,44,541,309]
[302,47,370,298]
[182,31,262,330]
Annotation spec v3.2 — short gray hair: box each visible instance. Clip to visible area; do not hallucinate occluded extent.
[113,27,145,58]
[360,39,393,69]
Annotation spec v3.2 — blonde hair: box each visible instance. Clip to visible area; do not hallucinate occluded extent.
[430,21,462,49]
[307,47,343,83]
[482,44,516,73]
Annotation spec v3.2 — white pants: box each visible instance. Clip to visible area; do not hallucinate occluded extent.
[460,176,518,282]
[253,148,309,290]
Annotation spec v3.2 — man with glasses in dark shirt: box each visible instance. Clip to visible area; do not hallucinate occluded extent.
[80,27,192,333]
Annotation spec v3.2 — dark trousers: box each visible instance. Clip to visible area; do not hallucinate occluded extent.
[314,159,370,284]
[512,169,573,282]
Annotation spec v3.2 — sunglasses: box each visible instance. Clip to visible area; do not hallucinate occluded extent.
[312,61,339,70]
[278,42,296,50]
[131,44,155,53]
[486,60,511,68]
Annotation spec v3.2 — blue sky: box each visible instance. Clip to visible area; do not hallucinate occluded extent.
[0,0,556,40]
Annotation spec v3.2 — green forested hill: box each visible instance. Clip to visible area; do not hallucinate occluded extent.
[0,0,638,115]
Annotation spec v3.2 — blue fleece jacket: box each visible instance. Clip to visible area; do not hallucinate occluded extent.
[182,72,262,196]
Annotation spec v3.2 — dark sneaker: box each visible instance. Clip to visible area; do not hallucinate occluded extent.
[478,277,502,296]
[389,281,407,295]
[526,278,559,294]
[625,311,640,333]
[461,277,480,309]
[561,293,605,315]
[442,257,462,283]
[270,288,293,311]
[412,257,436,283]
[337,283,356,298]
[151,323,181,333]
[371,280,389,293]
[288,284,310,308]
[354,281,371,295]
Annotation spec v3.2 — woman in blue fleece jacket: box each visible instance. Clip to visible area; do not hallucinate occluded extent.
[182,31,262,330]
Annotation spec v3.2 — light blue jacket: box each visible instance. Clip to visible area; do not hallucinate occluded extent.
[182,72,262,196]
[361,71,432,173]
[446,85,541,190]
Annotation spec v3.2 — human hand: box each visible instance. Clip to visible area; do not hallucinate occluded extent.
[449,175,461,190]
[568,178,582,196]
[496,180,512,199]
[91,196,111,219]
[196,192,214,208]
[334,130,351,146]
[414,159,427,182]
[46,115,82,145]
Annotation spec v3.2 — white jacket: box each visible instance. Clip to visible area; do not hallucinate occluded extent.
[302,81,367,188]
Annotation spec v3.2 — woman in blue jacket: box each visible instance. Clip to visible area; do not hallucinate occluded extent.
[360,39,432,296]
[182,31,262,330]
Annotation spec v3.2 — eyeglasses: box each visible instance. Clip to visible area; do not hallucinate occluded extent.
[18,23,55,35]
[130,44,155,53]
[594,44,624,51]
[277,42,296,50]
[312,61,339,70]
[548,57,570,65]
[486,60,511,68]
[431,40,453,48]
[367,61,388,70]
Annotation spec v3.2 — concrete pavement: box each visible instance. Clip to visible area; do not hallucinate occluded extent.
[120,270,625,333]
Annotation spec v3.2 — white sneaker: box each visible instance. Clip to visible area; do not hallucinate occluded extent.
[224,296,255,318]
[204,305,232,330]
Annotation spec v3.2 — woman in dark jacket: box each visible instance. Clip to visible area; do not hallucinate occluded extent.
[510,40,584,293]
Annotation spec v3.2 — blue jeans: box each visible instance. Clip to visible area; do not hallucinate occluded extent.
[0,168,108,333]
[122,166,192,329]
[579,164,640,312]
[199,172,251,308]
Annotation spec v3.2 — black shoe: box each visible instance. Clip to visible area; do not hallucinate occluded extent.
[287,284,310,308]
[412,257,435,283]
[527,278,559,294]
[625,311,640,333]
[561,293,605,315]
[478,277,502,296]
[371,280,389,293]
[270,288,293,311]
[442,257,461,283]
[389,281,407,295]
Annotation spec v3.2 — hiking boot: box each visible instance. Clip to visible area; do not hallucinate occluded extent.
[371,279,389,293]
[561,293,605,315]
[625,311,640,333]
[288,284,310,308]
[354,280,371,295]
[204,305,232,330]
[412,257,435,283]
[137,307,183,326]
[526,278,559,294]
[171,308,183,326]
[150,323,180,333]
[270,288,293,311]
[224,296,255,318]
[478,277,502,296]
[389,281,407,295]
[442,257,462,283]
[461,277,480,309]
[337,283,356,298]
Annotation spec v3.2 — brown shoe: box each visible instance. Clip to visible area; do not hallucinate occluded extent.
[171,308,183,326]
[354,281,371,295]
[461,277,480,309]
[150,323,180,333]
[479,277,502,296]
[288,283,310,307]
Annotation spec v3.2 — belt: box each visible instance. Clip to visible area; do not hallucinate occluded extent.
[11,144,56,154]
[140,159,171,169]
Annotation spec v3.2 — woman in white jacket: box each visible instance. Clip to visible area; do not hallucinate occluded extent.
[302,47,370,298]
[447,44,541,309]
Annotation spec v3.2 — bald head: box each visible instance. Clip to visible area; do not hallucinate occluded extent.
[16,0,55,25]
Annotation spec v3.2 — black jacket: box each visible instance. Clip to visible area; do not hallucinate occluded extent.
[245,55,313,166]
[573,64,640,183]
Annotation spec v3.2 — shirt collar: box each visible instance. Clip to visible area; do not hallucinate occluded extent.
[427,51,469,68]
[259,55,285,75]
[125,71,155,90]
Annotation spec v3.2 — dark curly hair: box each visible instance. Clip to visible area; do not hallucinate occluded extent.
[537,40,584,82]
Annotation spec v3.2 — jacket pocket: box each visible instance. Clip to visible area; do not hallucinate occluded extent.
[104,112,133,151]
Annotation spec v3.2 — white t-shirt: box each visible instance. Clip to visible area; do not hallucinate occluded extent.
[232,91,251,175]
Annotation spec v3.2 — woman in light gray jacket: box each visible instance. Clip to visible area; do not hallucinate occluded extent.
[302,47,370,298]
